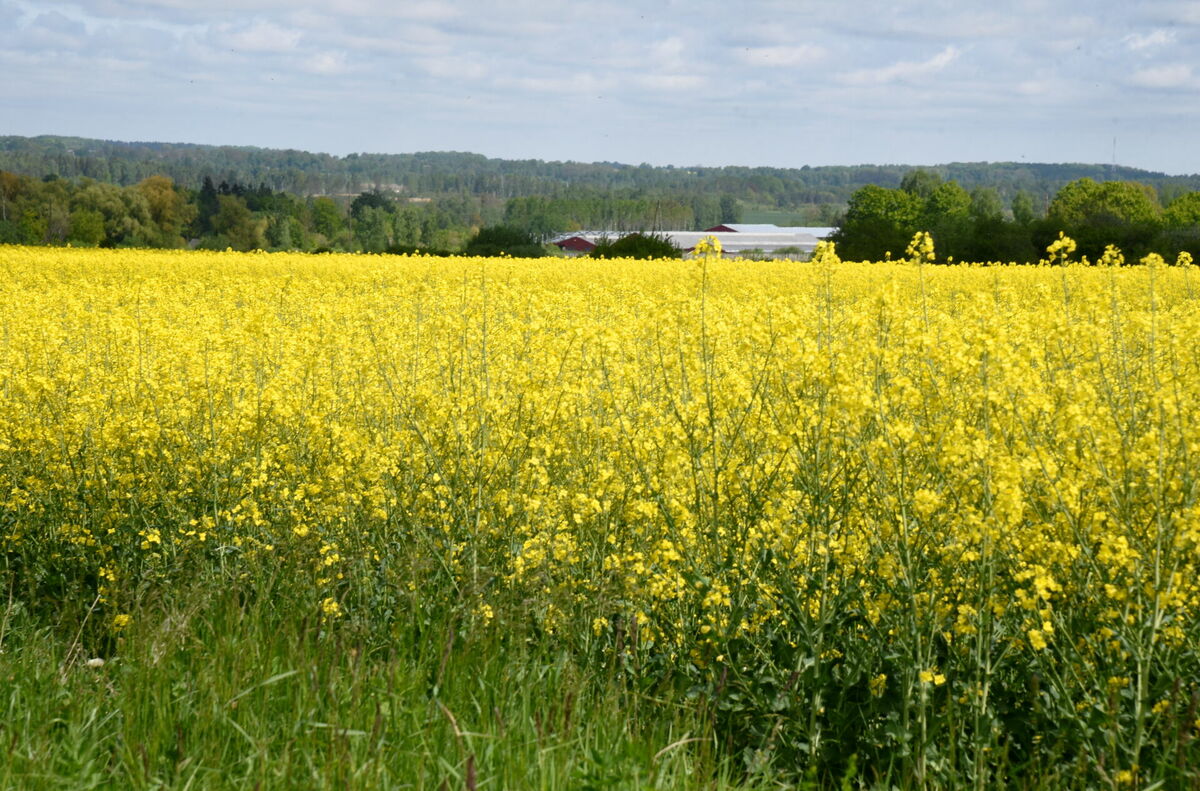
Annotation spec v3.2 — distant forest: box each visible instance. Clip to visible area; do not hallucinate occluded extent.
[6,134,1200,209]
[1,135,1199,261]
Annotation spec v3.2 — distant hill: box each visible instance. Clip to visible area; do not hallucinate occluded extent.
[3,134,1199,210]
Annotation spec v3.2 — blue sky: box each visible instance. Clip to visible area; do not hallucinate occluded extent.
[4,0,1200,174]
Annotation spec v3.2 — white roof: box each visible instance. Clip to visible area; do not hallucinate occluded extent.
[722,224,835,238]
[552,230,820,253]
[665,231,819,252]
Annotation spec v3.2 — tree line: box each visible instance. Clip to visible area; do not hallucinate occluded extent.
[0,172,498,252]
[3,165,1199,262]
[832,170,1200,263]
[0,171,739,253]
[5,135,1200,215]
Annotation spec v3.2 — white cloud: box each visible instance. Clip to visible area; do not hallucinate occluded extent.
[416,55,487,81]
[1123,29,1176,50]
[500,72,615,95]
[635,73,706,92]
[219,20,302,53]
[302,51,348,74]
[739,45,826,68]
[307,0,460,21]
[1129,63,1195,88]
[839,46,960,85]
[649,36,688,71]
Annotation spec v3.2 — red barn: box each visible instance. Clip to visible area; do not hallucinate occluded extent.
[553,235,598,254]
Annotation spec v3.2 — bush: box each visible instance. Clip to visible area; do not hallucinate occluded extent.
[590,232,681,260]
[463,225,547,257]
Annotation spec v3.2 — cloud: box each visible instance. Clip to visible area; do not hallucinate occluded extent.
[839,46,960,86]
[302,51,348,75]
[499,72,615,96]
[1123,29,1176,50]
[635,73,706,92]
[217,20,302,53]
[1129,63,1195,88]
[648,36,687,71]
[326,0,458,20]
[415,55,487,81]
[739,45,826,68]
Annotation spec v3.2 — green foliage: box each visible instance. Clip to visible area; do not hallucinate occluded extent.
[1164,192,1200,228]
[1011,191,1037,225]
[9,134,1200,224]
[1046,178,1161,226]
[136,175,196,247]
[3,154,1199,265]
[463,225,547,257]
[831,185,923,260]
[1045,178,1163,259]
[349,189,393,221]
[209,195,267,251]
[832,172,1187,264]
[309,196,343,239]
[968,187,1004,223]
[67,208,106,246]
[353,205,392,253]
[900,168,944,199]
[590,232,682,260]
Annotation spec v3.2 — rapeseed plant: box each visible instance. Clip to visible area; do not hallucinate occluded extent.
[2,244,1199,786]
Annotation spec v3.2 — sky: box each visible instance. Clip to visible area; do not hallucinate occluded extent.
[4,0,1200,174]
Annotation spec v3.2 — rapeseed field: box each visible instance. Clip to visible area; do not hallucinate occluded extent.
[2,244,1198,788]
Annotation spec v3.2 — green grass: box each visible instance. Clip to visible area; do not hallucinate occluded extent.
[0,580,777,791]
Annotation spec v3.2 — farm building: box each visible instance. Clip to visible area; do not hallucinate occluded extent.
[550,229,823,259]
[705,223,836,238]
[552,235,599,254]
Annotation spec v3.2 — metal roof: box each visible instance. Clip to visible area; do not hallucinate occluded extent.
[665,231,819,252]
[717,224,835,237]
[551,230,822,256]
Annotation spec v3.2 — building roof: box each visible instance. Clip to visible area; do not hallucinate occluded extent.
[666,231,820,252]
[554,235,596,251]
[552,229,822,256]
[706,224,835,238]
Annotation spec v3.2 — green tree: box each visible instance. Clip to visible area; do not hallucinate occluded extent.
[463,225,546,257]
[969,187,1004,223]
[1159,192,1200,261]
[349,190,392,222]
[1045,178,1161,259]
[1163,192,1200,228]
[68,208,106,246]
[719,194,741,224]
[196,176,219,235]
[1011,191,1037,225]
[900,168,943,199]
[1047,178,1160,226]
[353,205,392,252]
[210,194,267,251]
[830,185,923,260]
[392,205,423,247]
[0,170,26,225]
[918,181,972,261]
[71,181,156,247]
[136,175,196,247]
[590,232,681,260]
[309,197,344,240]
